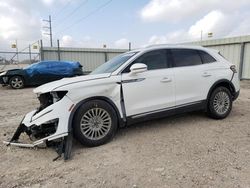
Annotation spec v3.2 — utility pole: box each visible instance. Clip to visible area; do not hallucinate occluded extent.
[15,39,19,63]
[43,15,53,47]
[200,30,203,43]
[29,44,32,63]
[129,42,131,51]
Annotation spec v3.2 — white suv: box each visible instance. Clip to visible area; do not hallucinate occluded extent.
[7,45,240,159]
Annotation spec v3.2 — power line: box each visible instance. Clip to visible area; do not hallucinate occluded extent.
[53,0,73,20]
[54,0,88,29]
[55,0,113,36]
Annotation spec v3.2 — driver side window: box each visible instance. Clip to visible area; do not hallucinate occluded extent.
[122,50,167,73]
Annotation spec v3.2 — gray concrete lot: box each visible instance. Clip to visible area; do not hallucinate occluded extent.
[0,81,250,188]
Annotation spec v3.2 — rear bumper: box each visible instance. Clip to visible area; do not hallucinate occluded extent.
[232,90,240,101]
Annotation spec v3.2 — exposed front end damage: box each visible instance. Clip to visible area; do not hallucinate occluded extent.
[4,73,122,161]
[4,91,74,160]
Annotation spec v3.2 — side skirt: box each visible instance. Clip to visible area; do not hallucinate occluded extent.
[126,100,207,125]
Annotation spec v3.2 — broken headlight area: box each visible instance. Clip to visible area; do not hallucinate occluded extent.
[27,119,59,141]
[37,91,68,113]
[0,76,9,85]
[2,76,8,83]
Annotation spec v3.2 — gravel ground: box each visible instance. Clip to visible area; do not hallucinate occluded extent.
[0,81,250,188]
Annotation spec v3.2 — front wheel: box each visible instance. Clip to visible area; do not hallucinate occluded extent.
[73,100,118,147]
[9,76,24,89]
[207,86,232,119]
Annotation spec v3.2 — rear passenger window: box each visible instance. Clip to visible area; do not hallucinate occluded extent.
[171,49,202,67]
[198,50,216,63]
[123,50,167,73]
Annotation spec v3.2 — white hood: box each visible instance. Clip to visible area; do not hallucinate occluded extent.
[33,73,111,94]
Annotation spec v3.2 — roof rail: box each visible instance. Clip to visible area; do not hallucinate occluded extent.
[145,43,203,49]
[145,44,173,48]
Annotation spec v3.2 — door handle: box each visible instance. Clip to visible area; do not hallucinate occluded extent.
[161,77,172,83]
[202,72,212,77]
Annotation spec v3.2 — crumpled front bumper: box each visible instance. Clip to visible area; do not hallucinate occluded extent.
[4,94,75,160]
[27,95,74,144]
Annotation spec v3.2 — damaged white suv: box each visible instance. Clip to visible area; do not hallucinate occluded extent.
[6,45,240,160]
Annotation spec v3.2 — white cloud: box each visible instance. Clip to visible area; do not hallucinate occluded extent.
[0,0,42,50]
[148,35,167,44]
[60,35,101,48]
[0,17,17,39]
[141,0,198,22]
[114,38,130,49]
[146,9,250,45]
[147,30,189,45]
[61,35,74,46]
[41,0,55,6]
[188,10,226,39]
[140,0,250,23]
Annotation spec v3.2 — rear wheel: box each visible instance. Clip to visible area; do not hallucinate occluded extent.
[73,100,118,147]
[207,86,232,119]
[9,76,24,89]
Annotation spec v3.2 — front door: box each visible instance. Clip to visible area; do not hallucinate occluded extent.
[121,49,175,117]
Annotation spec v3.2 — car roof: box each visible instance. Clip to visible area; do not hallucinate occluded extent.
[39,60,80,65]
[128,44,215,54]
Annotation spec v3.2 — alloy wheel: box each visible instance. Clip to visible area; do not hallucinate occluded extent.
[213,91,230,115]
[10,77,24,89]
[80,107,112,140]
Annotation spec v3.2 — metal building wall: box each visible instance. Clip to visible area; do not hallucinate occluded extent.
[40,36,250,78]
[243,43,250,79]
[41,47,127,72]
[186,35,250,79]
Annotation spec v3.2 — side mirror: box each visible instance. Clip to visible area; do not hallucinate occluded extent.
[130,63,147,74]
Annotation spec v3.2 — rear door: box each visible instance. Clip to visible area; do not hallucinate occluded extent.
[121,49,175,117]
[170,49,215,106]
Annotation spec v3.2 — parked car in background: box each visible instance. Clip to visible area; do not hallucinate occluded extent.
[0,61,83,89]
[6,45,240,160]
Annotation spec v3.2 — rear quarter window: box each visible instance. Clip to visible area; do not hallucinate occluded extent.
[198,50,216,63]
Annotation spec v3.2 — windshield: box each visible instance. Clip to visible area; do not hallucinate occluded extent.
[91,52,137,75]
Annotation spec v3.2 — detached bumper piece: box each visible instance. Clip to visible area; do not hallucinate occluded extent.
[4,119,73,161]
[4,123,72,160]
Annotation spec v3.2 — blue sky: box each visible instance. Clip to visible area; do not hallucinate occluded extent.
[50,0,151,46]
[1,0,250,52]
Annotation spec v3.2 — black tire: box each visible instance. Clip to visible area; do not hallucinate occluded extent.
[9,76,24,89]
[207,86,232,119]
[73,100,118,147]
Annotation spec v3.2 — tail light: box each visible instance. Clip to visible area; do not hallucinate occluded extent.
[230,65,237,73]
